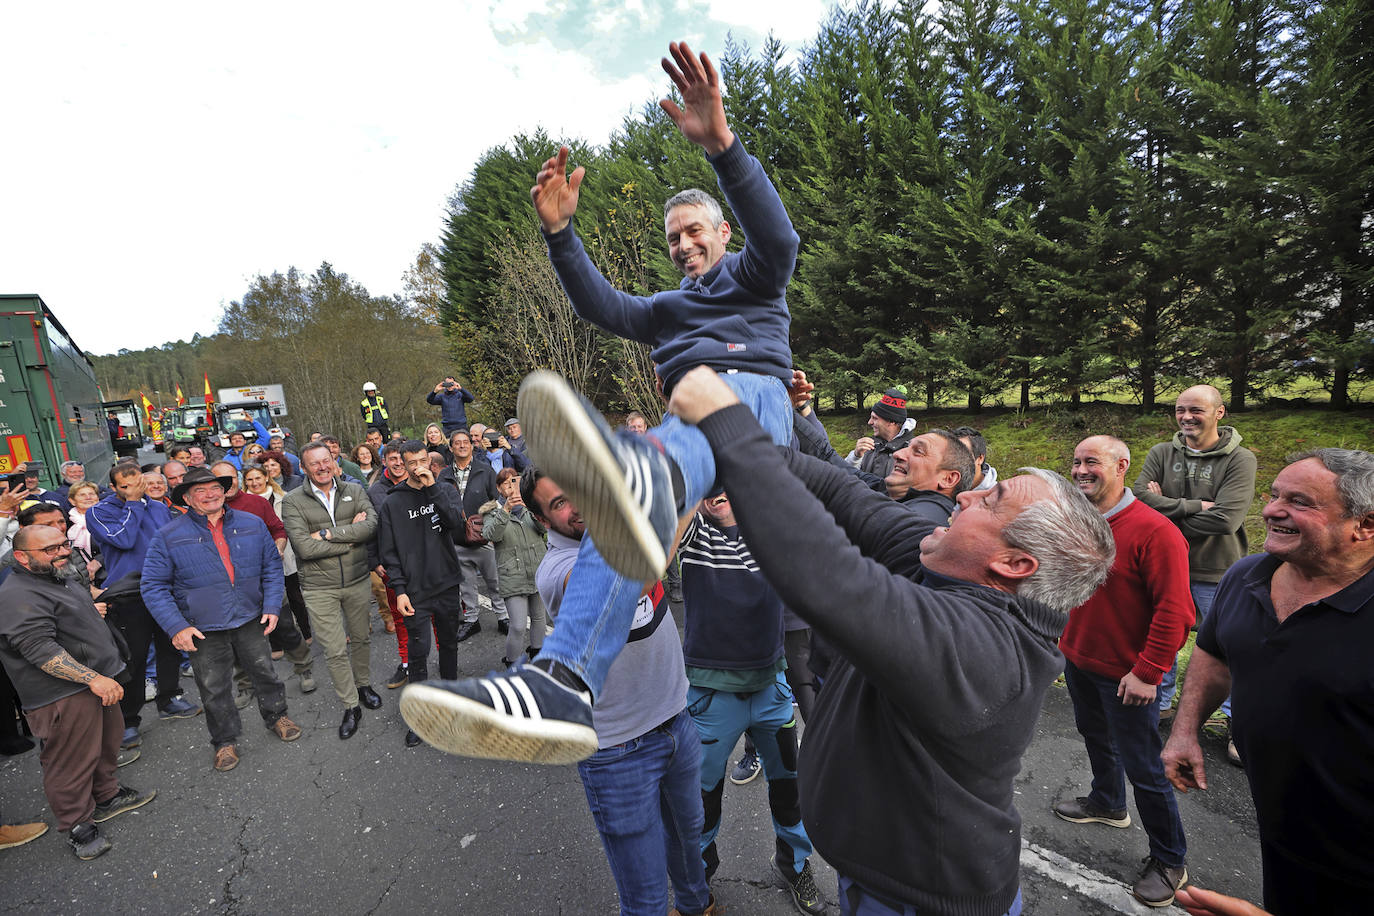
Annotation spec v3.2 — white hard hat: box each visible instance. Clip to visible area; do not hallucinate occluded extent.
[363,381,377,391]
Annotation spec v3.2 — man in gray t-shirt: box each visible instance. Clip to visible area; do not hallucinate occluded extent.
[528,468,712,916]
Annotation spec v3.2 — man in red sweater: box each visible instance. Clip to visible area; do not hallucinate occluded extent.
[1053,436,1195,908]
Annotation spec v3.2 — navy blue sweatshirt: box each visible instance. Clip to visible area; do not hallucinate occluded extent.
[544,137,798,394]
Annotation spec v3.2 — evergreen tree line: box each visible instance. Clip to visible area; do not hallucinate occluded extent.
[439,0,1372,414]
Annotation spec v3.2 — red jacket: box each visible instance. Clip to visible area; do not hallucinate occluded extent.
[1060,495,1195,684]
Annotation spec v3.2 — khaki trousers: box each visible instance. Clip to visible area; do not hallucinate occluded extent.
[303,579,374,707]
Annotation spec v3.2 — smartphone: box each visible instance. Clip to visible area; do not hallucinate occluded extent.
[5,472,26,491]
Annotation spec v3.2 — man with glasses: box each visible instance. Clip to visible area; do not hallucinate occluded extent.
[0,525,156,859]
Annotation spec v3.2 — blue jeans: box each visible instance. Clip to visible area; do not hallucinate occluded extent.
[577,710,711,916]
[838,876,1022,916]
[538,371,792,698]
[1064,661,1187,866]
[1157,582,1231,718]
[688,671,813,880]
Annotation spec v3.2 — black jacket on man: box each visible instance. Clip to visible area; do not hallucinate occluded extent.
[377,480,465,603]
[700,404,1067,916]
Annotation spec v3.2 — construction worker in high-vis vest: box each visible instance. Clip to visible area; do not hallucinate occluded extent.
[360,382,390,440]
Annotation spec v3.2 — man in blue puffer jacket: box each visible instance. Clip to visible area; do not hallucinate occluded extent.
[141,467,303,773]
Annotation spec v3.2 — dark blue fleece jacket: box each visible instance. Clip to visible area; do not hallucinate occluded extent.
[544,137,797,394]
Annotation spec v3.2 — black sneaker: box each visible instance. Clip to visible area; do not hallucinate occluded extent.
[497,619,510,636]
[385,664,408,689]
[1132,856,1187,907]
[730,750,761,785]
[518,371,675,582]
[399,664,597,765]
[772,856,825,915]
[93,785,157,823]
[68,823,111,860]
[1053,796,1131,828]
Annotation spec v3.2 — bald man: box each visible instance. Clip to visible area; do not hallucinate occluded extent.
[1132,385,1257,736]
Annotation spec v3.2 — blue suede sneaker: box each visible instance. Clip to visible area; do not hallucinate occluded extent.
[120,726,140,750]
[517,370,676,582]
[399,664,597,765]
[158,697,202,720]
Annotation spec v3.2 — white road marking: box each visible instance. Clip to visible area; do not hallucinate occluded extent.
[1020,841,1185,914]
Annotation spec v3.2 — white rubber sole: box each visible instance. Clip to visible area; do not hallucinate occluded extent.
[399,682,598,765]
[518,371,667,581]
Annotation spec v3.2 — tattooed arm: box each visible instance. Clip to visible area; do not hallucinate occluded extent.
[40,650,124,705]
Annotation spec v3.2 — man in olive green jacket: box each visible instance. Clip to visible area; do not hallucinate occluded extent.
[281,442,380,740]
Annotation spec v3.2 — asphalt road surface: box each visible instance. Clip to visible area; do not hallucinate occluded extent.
[1,605,1263,915]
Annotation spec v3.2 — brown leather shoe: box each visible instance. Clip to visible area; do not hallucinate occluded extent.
[271,716,302,742]
[213,745,240,772]
[669,894,721,916]
[0,821,49,850]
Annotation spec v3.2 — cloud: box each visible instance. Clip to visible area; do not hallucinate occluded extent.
[0,0,835,355]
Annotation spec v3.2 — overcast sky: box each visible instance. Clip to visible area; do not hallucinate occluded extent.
[1,0,832,356]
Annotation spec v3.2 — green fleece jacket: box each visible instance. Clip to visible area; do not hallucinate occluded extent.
[1131,427,1257,583]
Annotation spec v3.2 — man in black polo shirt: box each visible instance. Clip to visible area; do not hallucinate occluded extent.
[1162,448,1374,916]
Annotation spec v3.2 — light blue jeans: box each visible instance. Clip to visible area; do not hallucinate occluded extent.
[1157,582,1231,718]
[537,371,792,698]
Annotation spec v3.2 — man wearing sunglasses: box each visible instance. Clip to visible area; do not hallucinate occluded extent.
[0,525,156,860]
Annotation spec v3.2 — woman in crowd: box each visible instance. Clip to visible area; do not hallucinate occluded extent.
[66,481,104,569]
[242,464,312,642]
[243,442,267,466]
[260,450,303,491]
[480,467,548,668]
[423,423,451,464]
[352,443,383,486]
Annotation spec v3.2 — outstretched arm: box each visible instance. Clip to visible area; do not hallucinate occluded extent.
[659,42,733,156]
[530,146,585,235]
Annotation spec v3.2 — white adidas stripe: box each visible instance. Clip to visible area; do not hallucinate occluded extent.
[509,676,542,721]
[493,678,525,717]
[479,678,504,710]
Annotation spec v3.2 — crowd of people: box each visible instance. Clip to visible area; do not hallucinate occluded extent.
[2,40,1369,916]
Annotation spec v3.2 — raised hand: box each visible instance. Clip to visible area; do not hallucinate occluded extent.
[530,146,585,234]
[659,42,733,156]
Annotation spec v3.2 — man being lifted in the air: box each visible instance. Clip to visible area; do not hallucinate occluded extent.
[402,41,800,766]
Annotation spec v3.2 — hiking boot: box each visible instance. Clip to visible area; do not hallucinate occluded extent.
[1053,796,1131,828]
[214,745,240,772]
[399,664,596,765]
[772,856,825,915]
[1202,711,1230,738]
[668,893,720,916]
[385,664,409,689]
[730,749,761,785]
[93,785,156,823]
[518,370,675,581]
[1132,856,1187,907]
[271,716,302,742]
[158,696,202,720]
[67,823,111,860]
[0,821,48,850]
